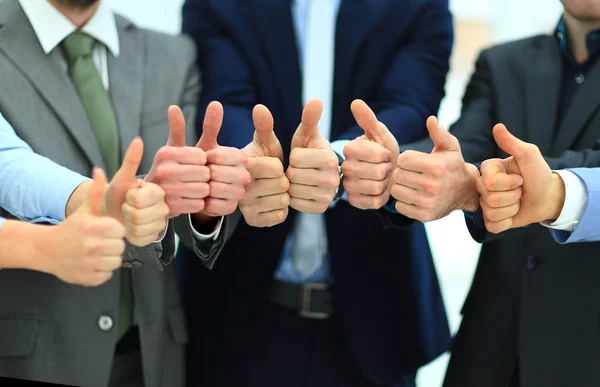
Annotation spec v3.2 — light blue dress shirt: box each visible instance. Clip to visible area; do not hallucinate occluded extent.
[550,168,600,244]
[274,0,343,284]
[0,113,89,229]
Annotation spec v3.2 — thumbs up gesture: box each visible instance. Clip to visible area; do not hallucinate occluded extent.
[477,124,564,233]
[286,99,340,213]
[392,116,481,222]
[342,100,399,209]
[196,101,251,218]
[239,104,291,227]
[49,168,126,287]
[145,105,213,218]
[102,138,170,246]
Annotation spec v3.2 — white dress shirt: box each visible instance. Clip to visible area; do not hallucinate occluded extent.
[541,170,588,231]
[19,0,222,241]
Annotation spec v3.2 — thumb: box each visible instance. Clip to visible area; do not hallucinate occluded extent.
[252,104,284,161]
[350,99,387,141]
[292,99,322,149]
[493,124,531,161]
[427,116,459,152]
[167,105,187,147]
[196,101,223,151]
[112,137,144,187]
[87,167,108,216]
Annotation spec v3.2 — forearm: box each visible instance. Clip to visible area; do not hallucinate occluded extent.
[0,220,52,272]
[64,181,93,218]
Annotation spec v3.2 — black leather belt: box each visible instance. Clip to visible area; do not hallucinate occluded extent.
[268,280,335,319]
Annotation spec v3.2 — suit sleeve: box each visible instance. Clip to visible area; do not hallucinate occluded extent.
[367,0,452,228]
[182,0,256,150]
[169,34,240,269]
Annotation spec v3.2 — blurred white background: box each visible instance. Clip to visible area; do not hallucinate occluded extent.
[106,0,564,385]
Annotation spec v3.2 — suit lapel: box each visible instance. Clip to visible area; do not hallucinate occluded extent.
[523,37,562,155]
[550,57,600,154]
[109,17,143,160]
[333,0,389,138]
[0,0,105,169]
[246,0,302,134]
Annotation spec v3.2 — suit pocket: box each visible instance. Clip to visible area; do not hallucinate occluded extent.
[0,316,40,357]
[166,306,189,345]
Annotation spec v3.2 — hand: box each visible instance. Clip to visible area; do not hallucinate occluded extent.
[48,168,126,287]
[195,101,251,218]
[122,180,170,246]
[392,116,480,221]
[477,124,564,233]
[145,105,211,218]
[286,99,339,213]
[342,100,399,209]
[101,138,168,246]
[240,104,290,227]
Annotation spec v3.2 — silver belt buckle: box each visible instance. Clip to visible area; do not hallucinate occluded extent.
[298,283,330,320]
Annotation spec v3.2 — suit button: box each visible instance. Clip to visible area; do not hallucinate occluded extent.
[98,315,113,331]
[131,260,143,268]
[526,256,538,270]
[122,261,133,269]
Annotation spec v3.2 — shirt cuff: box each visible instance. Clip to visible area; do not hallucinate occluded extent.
[153,222,168,243]
[188,214,223,241]
[46,177,90,222]
[540,170,588,232]
[330,140,350,208]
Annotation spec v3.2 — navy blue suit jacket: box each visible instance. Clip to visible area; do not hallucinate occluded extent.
[177,0,453,384]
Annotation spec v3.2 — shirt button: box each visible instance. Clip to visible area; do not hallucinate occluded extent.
[557,31,564,40]
[98,315,113,331]
[575,73,585,84]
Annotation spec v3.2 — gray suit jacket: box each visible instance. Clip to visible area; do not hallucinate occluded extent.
[403,36,600,387]
[0,1,238,385]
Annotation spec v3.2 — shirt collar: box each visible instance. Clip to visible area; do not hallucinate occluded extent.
[19,0,120,57]
[555,16,600,67]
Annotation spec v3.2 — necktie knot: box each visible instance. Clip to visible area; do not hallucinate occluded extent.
[62,30,95,63]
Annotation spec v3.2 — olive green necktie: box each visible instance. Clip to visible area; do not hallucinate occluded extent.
[62,30,132,341]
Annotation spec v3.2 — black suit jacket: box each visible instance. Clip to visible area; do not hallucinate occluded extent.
[406,35,600,387]
[176,0,454,385]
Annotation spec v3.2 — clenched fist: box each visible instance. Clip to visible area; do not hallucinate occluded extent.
[477,124,563,234]
[49,168,125,287]
[240,105,290,227]
[286,99,340,214]
[342,100,399,209]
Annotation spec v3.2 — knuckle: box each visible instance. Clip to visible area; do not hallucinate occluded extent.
[289,150,300,166]
[341,162,353,176]
[484,175,498,190]
[429,165,445,178]
[375,165,389,180]
[325,155,339,169]
[280,176,291,192]
[423,181,441,195]
[281,193,291,208]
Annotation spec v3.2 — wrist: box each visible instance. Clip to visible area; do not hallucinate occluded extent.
[545,172,566,222]
[0,222,54,273]
[459,163,481,212]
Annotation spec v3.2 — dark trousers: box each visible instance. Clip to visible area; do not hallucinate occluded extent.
[109,328,144,387]
[241,302,416,387]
